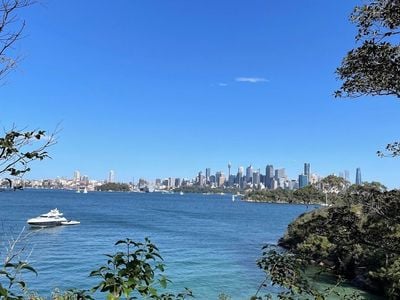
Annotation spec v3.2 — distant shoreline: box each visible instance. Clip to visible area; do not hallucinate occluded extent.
[242,197,326,206]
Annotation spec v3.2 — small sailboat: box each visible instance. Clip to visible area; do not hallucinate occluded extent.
[83,187,88,194]
[180,191,184,195]
[232,195,235,202]
[76,188,80,193]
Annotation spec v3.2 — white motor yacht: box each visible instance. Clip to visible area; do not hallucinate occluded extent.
[27,208,67,227]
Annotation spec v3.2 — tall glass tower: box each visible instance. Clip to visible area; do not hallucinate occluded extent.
[304,163,310,180]
[355,168,362,185]
[265,165,274,189]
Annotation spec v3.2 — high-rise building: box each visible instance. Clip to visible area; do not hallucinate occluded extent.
[356,168,362,185]
[216,171,225,187]
[265,165,274,189]
[304,163,310,180]
[246,165,253,184]
[198,171,204,186]
[275,168,286,180]
[81,175,89,186]
[237,167,244,189]
[271,178,278,190]
[209,175,216,184]
[345,170,350,182]
[168,177,175,188]
[298,174,309,188]
[290,180,298,190]
[253,171,260,186]
[108,170,115,183]
[138,178,147,189]
[74,170,80,182]
[228,174,235,187]
[205,168,211,184]
[175,178,181,188]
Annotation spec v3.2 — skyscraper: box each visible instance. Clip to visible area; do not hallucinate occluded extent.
[298,174,309,188]
[216,171,225,187]
[198,171,204,186]
[253,171,260,186]
[108,170,115,183]
[168,177,175,188]
[228,174,235,186]
[175,178,181,188]
[205,168,211,184]
[73,170,80,182]
[265,165,274,189]
[246,165,253,184]
[237,167,244,189]
[304,163,310,181]
[227,162,232,187]
[275,168,286,180]
[356,168,362,185]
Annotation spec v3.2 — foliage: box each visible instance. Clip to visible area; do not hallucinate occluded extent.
[0,2,55,180]
[0,128,56,178]
[96,183,131,192]
[173,186,240,194]
[377,141,400,157]
[335,0,400,98]
[0,261,37,299]
[244,188,293,203]
[251,246,364,300]
[279,186,400,299]
[292,185,325,205]
[245,186,326,205]
[335,0,400,156]
[252,247,324,300]
[0,0,34,80]
[319,175,350,194]
[0,228,39,300]
[90,238,193,300]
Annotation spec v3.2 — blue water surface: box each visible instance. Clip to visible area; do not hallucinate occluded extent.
[0,189,313,299]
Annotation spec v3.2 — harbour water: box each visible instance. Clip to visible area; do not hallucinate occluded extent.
[0,190,376,299]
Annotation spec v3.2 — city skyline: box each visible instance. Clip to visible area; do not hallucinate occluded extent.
[1,0,399,188]
[21,163,368,188]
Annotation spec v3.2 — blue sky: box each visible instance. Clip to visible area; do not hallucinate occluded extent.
[1,0,399,187]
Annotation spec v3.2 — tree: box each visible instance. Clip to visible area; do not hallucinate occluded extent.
[320,175,349,194]
[90,238,193,300]
[335,0,400,98]
[0,127,56,178]
[293,185,325,205]
[335,0,400,156]
[0,1,56,181]
[1,0,34,81]
[0,2,55,296]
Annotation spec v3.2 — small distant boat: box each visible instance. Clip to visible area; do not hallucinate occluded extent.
[83,187,88,194]
[76,189,80,193]
[232,195,235,202]
[180,191,184,195]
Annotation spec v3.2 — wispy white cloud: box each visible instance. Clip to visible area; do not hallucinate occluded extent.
[218,83,228,87]
[235,77,268,83]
